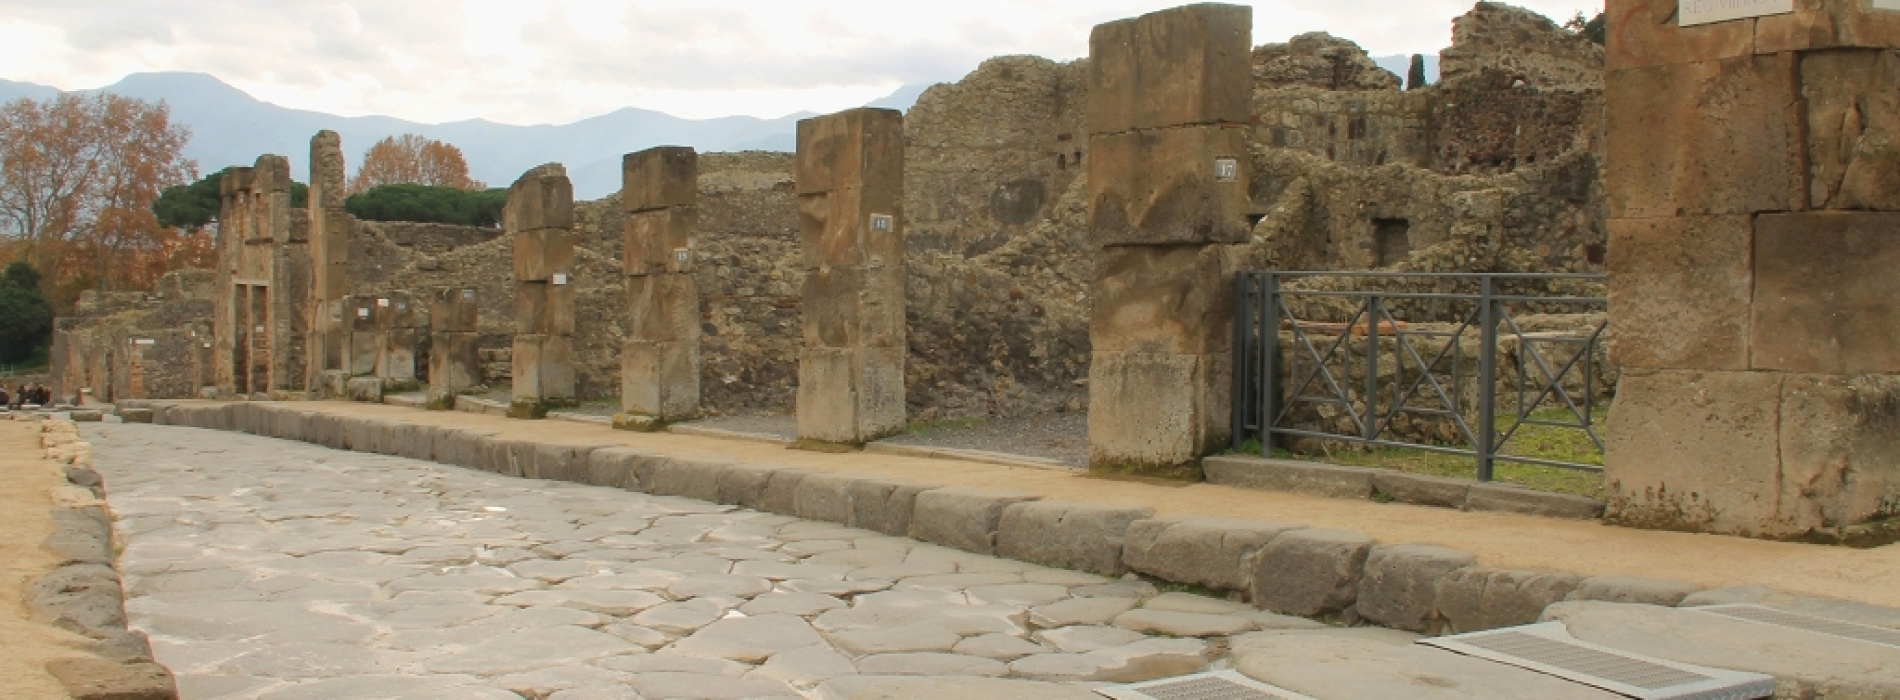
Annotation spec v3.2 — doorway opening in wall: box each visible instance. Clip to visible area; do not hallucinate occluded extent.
[1373,219,1411,268]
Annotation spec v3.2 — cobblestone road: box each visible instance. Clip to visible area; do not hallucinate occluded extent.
[87,424,1323,700]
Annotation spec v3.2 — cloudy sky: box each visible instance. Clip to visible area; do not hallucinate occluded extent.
[1,0,1599,124]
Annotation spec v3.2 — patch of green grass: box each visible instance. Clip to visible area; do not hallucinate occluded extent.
[1226,408,1608,499]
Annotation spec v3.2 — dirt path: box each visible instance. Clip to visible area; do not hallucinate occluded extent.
[0,418,100,699]
[176,401,1900,608]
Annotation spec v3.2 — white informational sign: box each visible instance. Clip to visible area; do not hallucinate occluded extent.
[674,249,692,264]
[378,298,390,307]
[553,274,569,286]
[462,289,475,300]
[358,308,371,319]
[1679,0,1793,26]
[134,339,156,346]
[1215,158,1240,182]
[870,214,894,233]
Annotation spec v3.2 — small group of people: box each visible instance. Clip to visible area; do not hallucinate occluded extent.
[1,383,51,410]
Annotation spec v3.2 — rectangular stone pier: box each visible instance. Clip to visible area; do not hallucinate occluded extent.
[1085,4,1251,477]
[428,287,481,410]
[507,164,578,419]
[619,146,702,431]
[1602,0,1900,544]
[793,109,908,445]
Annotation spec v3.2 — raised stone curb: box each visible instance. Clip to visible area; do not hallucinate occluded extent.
[909,487,1040,555]
[996,501,1154,576]
[1206,453,1606,521]
[1249,528,1373,618]
[1566,576,1702,607]
[1433,567,1585,634]
[864,442,1074,471]
[667,423,793,446]
[1124,516,1305,594]
[1357,544,1477,633]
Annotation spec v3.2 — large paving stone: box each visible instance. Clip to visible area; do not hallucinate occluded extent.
[1545,601,1900,697]
[1355,544,1475,633]
[1234,632,1621,699]
[1248,528,1373,617]
[1567,575,1701,607]
[748,644,858,688]
[627,673,798,700]
[855,652,1007,677]
[422,625,637,675]
[826,623,962,656]
[1123,516,1304,593]
[669,614,827,663]
[995,501,1153,576]
[1007,638,1209,683]
[908,487,1039,555]
[1028,597,1138,628]
[1112,608,1254,637]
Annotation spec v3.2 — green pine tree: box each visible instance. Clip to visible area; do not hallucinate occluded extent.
[1406,54,1429,90]
[0,262,54,365]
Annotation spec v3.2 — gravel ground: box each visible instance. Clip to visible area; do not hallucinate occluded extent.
[678,412,799,440]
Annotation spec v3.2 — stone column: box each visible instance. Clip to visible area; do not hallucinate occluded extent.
[428,287,481,410]
[377,291,420,391]
[1603,0,1900,544]
[507,164,578,419]
[1085,4,1252,478]
[793,108,907,445]
[212,167,254,398]
[252,155,308,398]
[617,146,702,431]
[307,131,358,395]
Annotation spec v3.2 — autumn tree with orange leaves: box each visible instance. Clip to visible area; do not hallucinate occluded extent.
[0,93,197,305]
[349,134,484,193]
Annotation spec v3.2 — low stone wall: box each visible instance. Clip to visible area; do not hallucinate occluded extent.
[141,400,1720,637]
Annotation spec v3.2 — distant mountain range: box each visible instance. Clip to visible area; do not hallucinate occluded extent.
[0,73,931,200]
[0,59,1437,201]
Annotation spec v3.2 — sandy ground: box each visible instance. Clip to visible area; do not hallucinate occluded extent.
[0,418,99,699]
[167,400,1900,609]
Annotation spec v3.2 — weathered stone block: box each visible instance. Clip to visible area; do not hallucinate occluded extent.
[1464,484,1605,520]
[1606,53,1802,219]
[1088,352,1229,475]
[1247,528,1373,617]
[502,440,538,478]
[1356,544,1477,634]
[1124,516,1306,593]
[1566,576,1702,607]
[996,501,1155,576]
[515,281,577,336]
[586,447,647,490]
[796,346,906,445]
[797,186,905,269]
[1087,3,1253,135]
[1803,50,1900,211]
[1371,472,1471,509]
[648,457,733,503]
[505,164,574,232]
[381,292,421,329]
[621,339,700,421]
[759,469,814,516]
[716,464,780,509]
[1434,567,1585,634]
[622,146,698,213]
[474,436,509,474]
[428,331,482,395]
[432,428,486,469]
[531,444,599,483]
[793,472,861,525]
[794,108,904,196]
[347,297,379,333]
[1604,369,1786,536]
[514,229,577,283]
[626,274,700,343]
[1203,455,1376,500]
[348,332,379,377]
[1603,0,1757,71]
[1756,1,1900,54]
[800,265,905,349]
[345,377,383,403]
[1087,125,1252,246]
[429,287,479,333]
[1090,244,1238,355]
[1606,215,1753,371]
[909,487,1040,555]
[1777,373,1900,543]
[1752,212,1900,374]
[624,207,697,276]
[512,334,576,403]
[846,478,927,537]
[379,328,418,383]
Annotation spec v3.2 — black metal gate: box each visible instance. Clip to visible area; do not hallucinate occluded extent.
[1231,272,1610,481]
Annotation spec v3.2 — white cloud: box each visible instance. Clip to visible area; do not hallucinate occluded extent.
[0,0,1601,124]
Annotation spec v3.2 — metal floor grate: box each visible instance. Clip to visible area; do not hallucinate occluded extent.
[1095,670,1316,700]
[1694,604,1900,650]
[1422,622,1776,700]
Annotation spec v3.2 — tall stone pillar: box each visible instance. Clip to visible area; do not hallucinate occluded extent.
[307,131,357,396]
[377,290,421,390]
[793,108,907,445]
[617,146,702,431]
[212,167,255,398]
[1604,0,1900,544]
[428,287,481,410]
[1085,4,1251,477]
[254,156,309,398]
[507,164,578,419]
